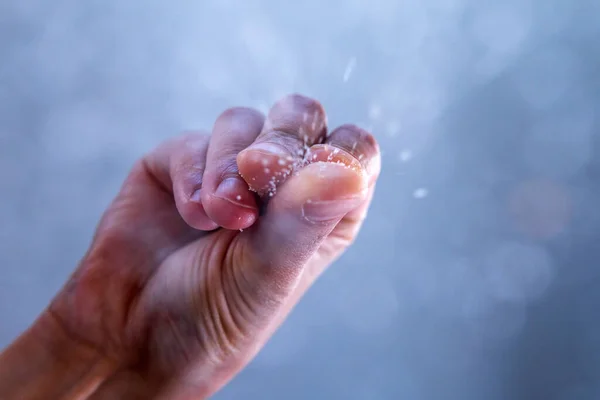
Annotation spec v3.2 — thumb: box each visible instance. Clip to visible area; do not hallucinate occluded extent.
[235,146,369,306]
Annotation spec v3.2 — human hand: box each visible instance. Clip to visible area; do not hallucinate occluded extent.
[0,94,380,399]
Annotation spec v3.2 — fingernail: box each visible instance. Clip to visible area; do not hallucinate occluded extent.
[302,196,364,223]
[215,177,255,209]
[306,144,362,172]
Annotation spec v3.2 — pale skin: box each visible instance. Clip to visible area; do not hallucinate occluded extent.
[0,94,381,399]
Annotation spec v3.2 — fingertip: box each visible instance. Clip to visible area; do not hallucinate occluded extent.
[201,177,259,230]
[236,143,296,196]
[325,124,381,185]
[292,161,369,204]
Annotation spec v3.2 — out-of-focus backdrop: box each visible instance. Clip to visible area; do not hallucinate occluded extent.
[2,0,600,398]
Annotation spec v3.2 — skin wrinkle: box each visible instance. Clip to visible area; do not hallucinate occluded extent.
[224,260,256,340]
[243,243,298,300]
[231,241,264,320]
[232,238,285,322]
[204,242,237,359]
[53,257,121,358]
[130,261,201,383]
[174,159,205,199]
[158,314,201,385]
[216,236,269,358]
[220,236,258,336]
[141,157,173,196]
[45,306,113,367]
[254,131,307,158]
[193,232,245,364]
[167,134,210,209]
[192,244,223,366]
[218,158,242,180]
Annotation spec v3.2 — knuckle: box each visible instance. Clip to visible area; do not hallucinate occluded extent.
[359,127,379,150]
[217,158,240,179]
[330,124,380,153]
[176,131,211,150]
[265,94,327,143]
[273,93,325,115]
[331,123,368,139]
[216,106,264,124]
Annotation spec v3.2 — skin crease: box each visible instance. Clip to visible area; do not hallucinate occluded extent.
[1,94,381,400]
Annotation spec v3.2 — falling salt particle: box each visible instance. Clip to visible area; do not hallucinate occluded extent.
[261,158,269,166]
[236,195,242,201]
[413,188,428,199]
[264,168,271,173]
[368,104,382,120]
[343,57,357,83]
[277,158,286,166]
[386,120,401,137]
[399,150,412,162]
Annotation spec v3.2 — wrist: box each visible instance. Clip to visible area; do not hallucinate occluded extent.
[0,310,118,400]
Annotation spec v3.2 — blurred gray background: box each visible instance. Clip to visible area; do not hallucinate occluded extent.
[2,0,600,398]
